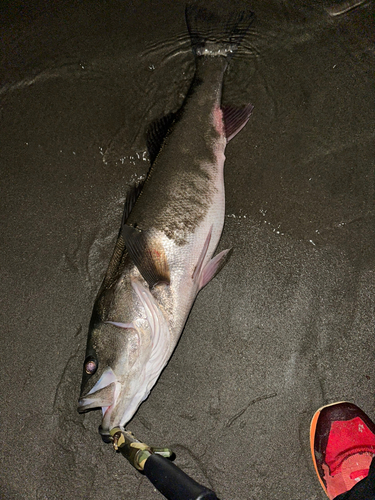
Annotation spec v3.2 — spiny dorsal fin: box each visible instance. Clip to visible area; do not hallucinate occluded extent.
[121,182,145,225]
[146,112,178,164]
[121,225,170,288]
[222,104,254,141]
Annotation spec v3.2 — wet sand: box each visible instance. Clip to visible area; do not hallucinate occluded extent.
[1,1,374,498]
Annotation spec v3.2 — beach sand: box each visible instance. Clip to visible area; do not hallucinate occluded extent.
[1,1,374,498]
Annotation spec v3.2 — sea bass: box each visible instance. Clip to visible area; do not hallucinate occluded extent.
[78,5,254,440]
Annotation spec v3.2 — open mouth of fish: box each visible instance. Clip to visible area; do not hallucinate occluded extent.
[78,366,120,417]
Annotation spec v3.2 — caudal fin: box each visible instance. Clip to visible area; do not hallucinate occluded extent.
[185,4,255,58]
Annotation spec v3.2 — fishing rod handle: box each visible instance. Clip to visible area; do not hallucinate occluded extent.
[143,453,218,500]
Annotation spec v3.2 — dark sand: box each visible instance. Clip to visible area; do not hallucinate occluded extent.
[1,1,374,498]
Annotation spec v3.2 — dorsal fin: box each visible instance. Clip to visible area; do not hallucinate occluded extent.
[222,103,254,141]
[146,112,177,164]
[121,224,170,288]
[121,182,145,225]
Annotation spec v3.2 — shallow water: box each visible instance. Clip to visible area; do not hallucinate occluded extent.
[1,1,374,499]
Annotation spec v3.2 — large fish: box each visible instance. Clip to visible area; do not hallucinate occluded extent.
[78,5,254,440]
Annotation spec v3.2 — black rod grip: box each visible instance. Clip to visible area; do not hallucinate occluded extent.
[143,453,218,500]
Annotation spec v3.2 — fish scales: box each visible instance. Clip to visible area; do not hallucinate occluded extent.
[129,57,228,245]
[78,5,254,439]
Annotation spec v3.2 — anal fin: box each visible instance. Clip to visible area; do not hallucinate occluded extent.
[222,104,254,142]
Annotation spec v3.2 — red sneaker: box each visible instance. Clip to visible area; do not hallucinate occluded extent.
[310,402,375,499]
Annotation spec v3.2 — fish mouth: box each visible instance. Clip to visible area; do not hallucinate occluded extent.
[77,366,119,414]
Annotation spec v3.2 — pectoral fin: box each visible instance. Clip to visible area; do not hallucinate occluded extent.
[122,225,170,288]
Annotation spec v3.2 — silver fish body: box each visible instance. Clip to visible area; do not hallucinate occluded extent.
[78,5,254,439]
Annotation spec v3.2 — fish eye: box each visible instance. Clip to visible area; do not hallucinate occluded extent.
[84,356,97,375]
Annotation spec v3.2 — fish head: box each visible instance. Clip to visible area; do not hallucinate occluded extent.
[77,320,141,432]
[77,279,170,440]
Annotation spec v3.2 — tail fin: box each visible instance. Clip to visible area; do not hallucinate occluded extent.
[185,4,254,58]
